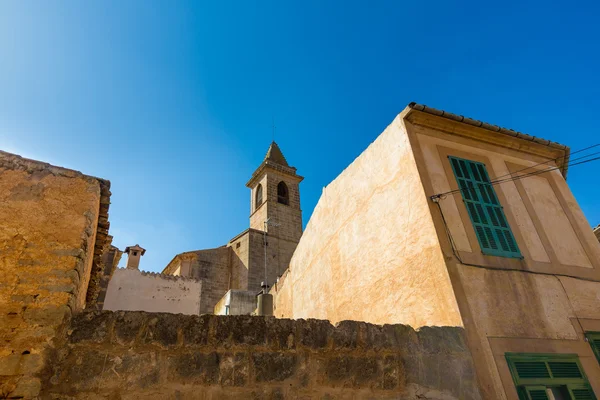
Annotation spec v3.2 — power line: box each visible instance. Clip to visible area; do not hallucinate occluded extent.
[432,152,600,199]
[490,143,599,183]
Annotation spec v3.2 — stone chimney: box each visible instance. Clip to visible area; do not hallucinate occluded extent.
[124,244,146,270]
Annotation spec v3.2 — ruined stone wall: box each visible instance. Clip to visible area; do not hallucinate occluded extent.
[42,311,482,400]
[103,268,202,315]
[0,151,105,398]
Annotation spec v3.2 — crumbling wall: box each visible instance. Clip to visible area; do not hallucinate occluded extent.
[103,268,202,315]
[0,151,106,398]
[42,311,482,400]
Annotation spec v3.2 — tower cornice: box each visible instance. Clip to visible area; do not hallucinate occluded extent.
[246,160,304,188]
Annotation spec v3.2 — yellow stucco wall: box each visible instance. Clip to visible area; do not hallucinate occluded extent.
[275,112,462,328]
[408,112,600,399]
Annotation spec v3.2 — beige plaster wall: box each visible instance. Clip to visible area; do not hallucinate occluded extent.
[275,113,462,328]
[103,268,202,315]
[452,266,600,399]
[412,123,600,275]
[408,116,600,399]
[0,151,103,398]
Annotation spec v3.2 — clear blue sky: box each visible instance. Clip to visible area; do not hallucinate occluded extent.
[2,2,599,272]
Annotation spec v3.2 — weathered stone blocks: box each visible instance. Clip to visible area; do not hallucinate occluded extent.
[39,311,482,399]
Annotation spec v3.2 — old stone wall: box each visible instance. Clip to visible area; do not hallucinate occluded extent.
[247,230,297,293]
[42,311,482,400]
[0,151,106,398]
[190,247,232,314]
[103,268,202,315]
[228,230,251,290]
[213,290,257,315]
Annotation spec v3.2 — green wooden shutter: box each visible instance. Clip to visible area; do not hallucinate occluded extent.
[506,353,597,400]
[585,332,600,364]
[449,156,522,258]
[570,386,597,400]
[525,387,550,400]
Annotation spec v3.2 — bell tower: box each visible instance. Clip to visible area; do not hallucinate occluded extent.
[247,141,303,242]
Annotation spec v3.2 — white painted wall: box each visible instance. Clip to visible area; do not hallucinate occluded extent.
[103,268,202,315]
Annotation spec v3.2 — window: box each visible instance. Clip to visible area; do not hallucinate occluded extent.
[586,332,600,364]
[133,251,137,256]
[277,181,289,205]
[506,353,596,400]
[449,156,521,258]
[255,184,263,209]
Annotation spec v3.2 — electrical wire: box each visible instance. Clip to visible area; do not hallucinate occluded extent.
[434,198,600,284]
[432,153,600,199]
[486,143,599,183]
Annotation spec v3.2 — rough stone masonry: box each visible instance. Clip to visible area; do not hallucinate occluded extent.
[42,311,481,399]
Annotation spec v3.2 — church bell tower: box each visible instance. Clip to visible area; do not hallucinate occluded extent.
[246,141,303,242]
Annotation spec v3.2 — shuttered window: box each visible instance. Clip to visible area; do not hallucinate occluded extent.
[449,156,522,258]
[506,353,596,400]
[586,332,600,365]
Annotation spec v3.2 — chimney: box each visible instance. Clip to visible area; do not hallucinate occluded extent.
[124,244,146,270]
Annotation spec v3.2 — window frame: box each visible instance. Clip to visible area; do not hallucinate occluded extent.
[448,156,522,259]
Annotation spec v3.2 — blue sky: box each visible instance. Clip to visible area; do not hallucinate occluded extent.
[1,1,599,272]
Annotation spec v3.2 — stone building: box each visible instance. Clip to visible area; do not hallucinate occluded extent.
[104,141,304,316]
[273,103,600,399]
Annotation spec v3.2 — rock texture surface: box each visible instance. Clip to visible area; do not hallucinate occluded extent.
[0,151,107,398]
[42,311,481,400]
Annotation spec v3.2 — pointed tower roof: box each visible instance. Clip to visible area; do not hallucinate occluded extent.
[263,141,289,166]
[246,141,303,188]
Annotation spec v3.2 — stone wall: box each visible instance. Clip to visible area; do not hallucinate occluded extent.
[41,311,482,399]
[190,247,232,314]
[103,268,202,315]
[0,151,107,398]
[213,290,257,315]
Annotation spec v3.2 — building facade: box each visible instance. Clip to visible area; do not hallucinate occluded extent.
[273,103,600,399]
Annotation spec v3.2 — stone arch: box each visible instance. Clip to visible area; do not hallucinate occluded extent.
[277,181,289,205]
[255,184,263,210]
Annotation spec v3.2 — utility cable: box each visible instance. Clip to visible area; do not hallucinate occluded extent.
[432,154,600,199]
[433,194,600,284]
[487,143,599,183]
